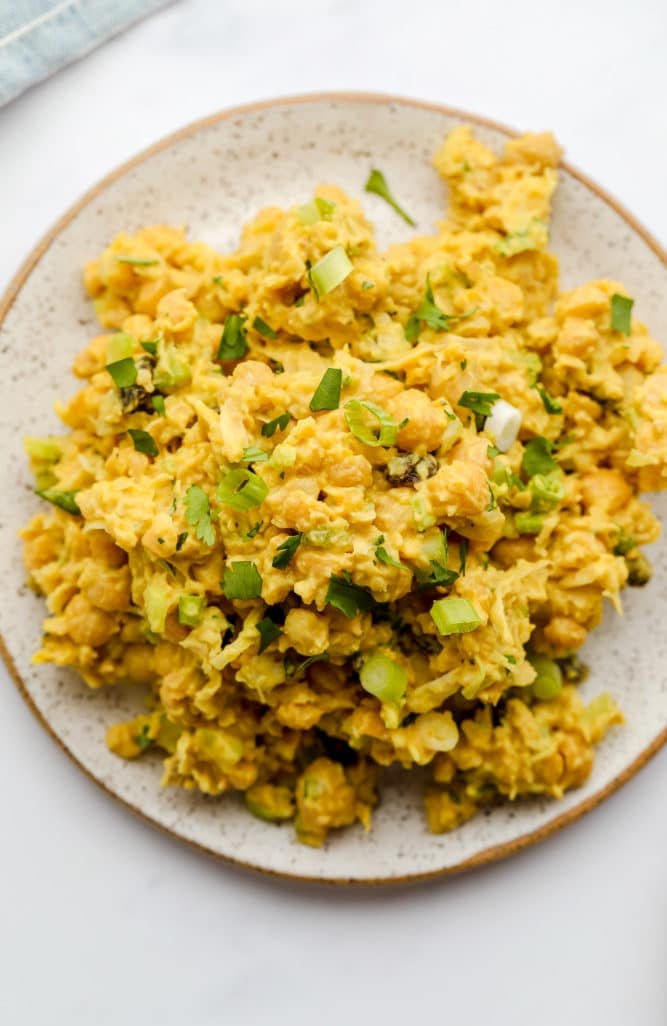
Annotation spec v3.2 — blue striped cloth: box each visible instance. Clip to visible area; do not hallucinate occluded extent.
[0,0,174,107]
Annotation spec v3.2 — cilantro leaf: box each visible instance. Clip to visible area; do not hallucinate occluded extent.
[184,485,215,545]
[272,533,302,569]
[261,412,291,437]
[325,573,374,618]
[128,429,159,457]
[257,617,282,653]
[522,437,557,477]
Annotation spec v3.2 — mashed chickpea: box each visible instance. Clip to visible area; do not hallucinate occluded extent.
[22,126,665,845]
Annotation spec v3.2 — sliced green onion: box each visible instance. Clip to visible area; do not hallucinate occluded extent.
[217,468,268,510]
[309,368,342,411]
[430,596,482,636]
[106,332,135,364]
[35,488,81,515]
[360,651,408,704]
[344,399,399,447]
[116,255,159,266]
[308,246,353,298]
[256,617,282,653]
[151,395,166,415]
[325,573,374,618]
[485,399,522,453]
[140,339,159,356]
[272,533,302,569]
[128,429,159,457]
[24,437,62,462]
[245,521,262,539]
[217,313,248,361]
[298,197,336,224]
[222,561,262,600]
[252,316,278,339]
[522,436,557,477]
[175,531,188,551]
[152,346,190,390]
[535,384,563,414]
[106,357,137,389]
[364,169,415,226]
[261,412,291,437]
[529,654,563,700]
[514,511,544,535]
[610,293,633,335]
[528,471,565,511]
[241,446,269,463]
[411,494,436,532]
[177,594,205,627]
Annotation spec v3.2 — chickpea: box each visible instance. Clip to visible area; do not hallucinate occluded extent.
[64,594,116,647]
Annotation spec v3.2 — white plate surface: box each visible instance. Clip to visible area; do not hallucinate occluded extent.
[1,95,665,882]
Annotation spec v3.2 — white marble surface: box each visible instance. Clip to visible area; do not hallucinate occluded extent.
[0,0,665,1023]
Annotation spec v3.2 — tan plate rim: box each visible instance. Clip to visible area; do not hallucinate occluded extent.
[1,91,665,886]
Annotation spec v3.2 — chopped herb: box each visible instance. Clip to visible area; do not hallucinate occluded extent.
[522,436,557,477]
[364,169,415,226]
[36,488,81,515]
[272,533,302,569]
[290,653,330,677]
[344,399,399,447]
[140,340,158,355]
[106,357,137,389]
[613,531,636,556]
[257,617,282,653]
[459,538,468,576]
[535,384,563,414]
[134,724,152,750]
[221,561,262,600]
[361,280,375,290]
[241,446,269,463]
[460,359,468,370]
[309,368,342,412]
[252,316,278,339]
[128,429,159,458]
[375,545,407,570]
[261,412,291,437]
[151,395,166,415]
[610,293,633,335]
[416,561,459,588]
[457,390,500,430]
[175,531,188,551]
[217,313,248,361]
[184,484,215,546]
[404,276,475,342]
[308,246,353,298]
[217,468,268,510]
[213,275,224,286]
[314,196,336,219]
[116,256,159,266]
[325,573,374,618]
[506,654,517,664]
[246,521,263,539]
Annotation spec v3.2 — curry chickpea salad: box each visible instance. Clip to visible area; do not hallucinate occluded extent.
[21,127,667,847]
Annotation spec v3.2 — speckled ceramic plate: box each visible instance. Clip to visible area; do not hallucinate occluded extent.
[1,94,665,884]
